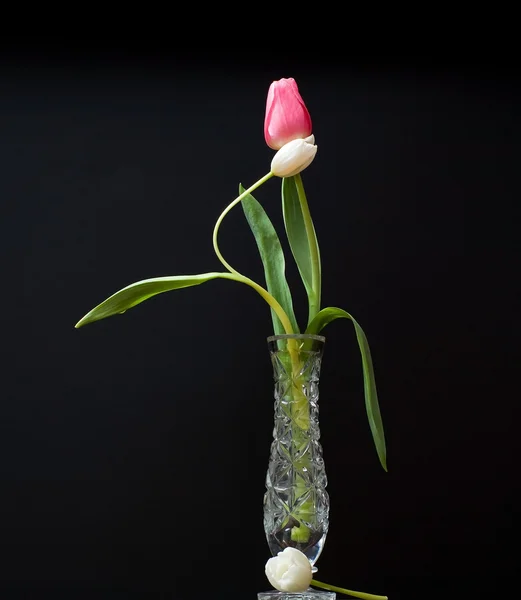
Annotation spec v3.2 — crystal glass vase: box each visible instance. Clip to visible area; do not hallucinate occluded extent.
[259,334,334,600]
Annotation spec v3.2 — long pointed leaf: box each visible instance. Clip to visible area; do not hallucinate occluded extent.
[240,184,299,335]
[306,307,387,472]
[76,272,233,328]
[282,176,320,325]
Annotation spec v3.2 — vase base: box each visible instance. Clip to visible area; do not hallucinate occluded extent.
[258,590,335,600]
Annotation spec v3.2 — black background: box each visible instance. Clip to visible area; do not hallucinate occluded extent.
[0,43,519,599]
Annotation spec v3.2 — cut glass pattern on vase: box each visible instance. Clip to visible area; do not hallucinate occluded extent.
[263,334,330,568]
[258,590,335,600]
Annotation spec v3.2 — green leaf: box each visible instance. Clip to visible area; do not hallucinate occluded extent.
[306,307,387,472]
[76,272,232,328]
[282,176,321,325]
[240,184,299,335]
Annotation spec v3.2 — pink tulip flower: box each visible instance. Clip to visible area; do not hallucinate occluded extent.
[264,78,313,150]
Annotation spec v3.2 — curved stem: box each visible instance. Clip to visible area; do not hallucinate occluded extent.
[294,173,321,323]
[211,171,294,335]
[218,272,293,335]
[212,172,274,275]
[311,579,388,600]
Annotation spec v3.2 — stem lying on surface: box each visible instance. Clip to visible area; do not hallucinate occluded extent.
[212,172,294,335]
[311,579,388,600]
[294,173,321,324]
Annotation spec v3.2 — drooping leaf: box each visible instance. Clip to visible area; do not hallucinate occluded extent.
[306,307,387,472]
[76,272,236,328]
[282,175,321,325]
[240,184,299,335]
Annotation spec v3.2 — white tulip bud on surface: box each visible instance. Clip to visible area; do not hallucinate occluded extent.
[265,547,313,592]
[270,135,318,178]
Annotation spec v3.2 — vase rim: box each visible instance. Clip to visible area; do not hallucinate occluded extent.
[267,333,325,343]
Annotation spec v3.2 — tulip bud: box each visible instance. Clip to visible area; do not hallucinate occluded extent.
[270,135,318,178]
[264,78,313,150]
[265,547,313,593]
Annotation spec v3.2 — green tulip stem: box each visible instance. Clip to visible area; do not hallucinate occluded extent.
[294,173,321,322]
[311,579,388,600]
[219,272,294,336]
[213,171,274,276]
[212,171,294,335]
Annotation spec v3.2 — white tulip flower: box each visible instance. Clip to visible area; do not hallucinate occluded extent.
[265,547,313,592]
[270,135,318,178]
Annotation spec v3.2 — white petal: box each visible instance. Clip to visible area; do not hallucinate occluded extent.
[271,138,318,178]
[264,547,313,592]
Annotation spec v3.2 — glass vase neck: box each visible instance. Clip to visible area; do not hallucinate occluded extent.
[267,333,326,354]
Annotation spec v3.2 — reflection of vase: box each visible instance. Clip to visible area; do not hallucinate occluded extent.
[259,335,334,600]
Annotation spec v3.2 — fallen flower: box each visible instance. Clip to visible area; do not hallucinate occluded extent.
[265,548,389,599]
[265,547,313,592]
